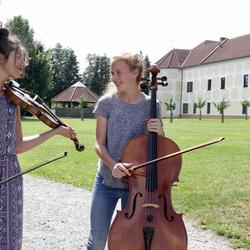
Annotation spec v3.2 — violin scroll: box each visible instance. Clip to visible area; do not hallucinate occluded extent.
[72,138,85,151]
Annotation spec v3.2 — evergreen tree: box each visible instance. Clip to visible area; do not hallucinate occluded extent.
[64,49,81,85]
[140,52,151,95]
[143,55,151,78]
[83,54,110,96]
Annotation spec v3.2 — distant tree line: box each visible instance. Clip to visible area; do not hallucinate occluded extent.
[4,15,151,106]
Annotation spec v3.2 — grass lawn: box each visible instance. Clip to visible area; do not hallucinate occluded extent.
[19,117,250,249]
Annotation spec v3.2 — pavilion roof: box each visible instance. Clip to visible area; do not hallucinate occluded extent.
[51,82,98,103]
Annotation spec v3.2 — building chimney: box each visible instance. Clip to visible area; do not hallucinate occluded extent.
[220,37,227,42]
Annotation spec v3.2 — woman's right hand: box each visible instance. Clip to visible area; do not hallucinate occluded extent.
[112,163,132,179]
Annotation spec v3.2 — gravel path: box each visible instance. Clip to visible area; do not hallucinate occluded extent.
[23,175,236,250]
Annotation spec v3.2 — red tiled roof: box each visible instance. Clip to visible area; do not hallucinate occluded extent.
[202,34,250,64]
[51,82,98,103]
[182,40,219,67]
[156,49,190,68]
[157,34,250,68]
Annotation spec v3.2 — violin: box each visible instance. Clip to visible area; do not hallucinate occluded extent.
[3,80,84,152]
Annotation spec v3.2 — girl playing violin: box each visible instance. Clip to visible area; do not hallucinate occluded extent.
[86,53,165,250]
[0,27,76,249]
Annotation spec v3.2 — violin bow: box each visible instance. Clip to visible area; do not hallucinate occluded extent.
[128,137,225,172]
[0,152,67,185]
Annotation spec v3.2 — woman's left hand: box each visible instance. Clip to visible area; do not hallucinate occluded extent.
[56,125,76,139]
[147,118,164,136]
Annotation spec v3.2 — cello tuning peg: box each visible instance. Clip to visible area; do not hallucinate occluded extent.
[160,76,167,82]
[157,76,168,86]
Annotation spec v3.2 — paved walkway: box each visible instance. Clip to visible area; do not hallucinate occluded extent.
[23,175,235,250]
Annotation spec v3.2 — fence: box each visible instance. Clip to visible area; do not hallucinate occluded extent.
[54,107,95,118]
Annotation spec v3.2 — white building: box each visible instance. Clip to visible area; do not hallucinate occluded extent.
[156,34,250,118]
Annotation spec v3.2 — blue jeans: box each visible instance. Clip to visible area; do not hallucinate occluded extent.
[86,173,129,250]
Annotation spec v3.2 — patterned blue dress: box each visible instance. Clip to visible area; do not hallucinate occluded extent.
[0,95,23,249]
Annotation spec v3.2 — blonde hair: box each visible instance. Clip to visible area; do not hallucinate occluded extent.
[112,53,143,84]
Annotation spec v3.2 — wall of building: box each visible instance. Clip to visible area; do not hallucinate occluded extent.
[157,68,183,117]
[158,57,250,117]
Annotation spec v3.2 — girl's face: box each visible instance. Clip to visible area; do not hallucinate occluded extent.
[1,48,27,80]
[111,60,138,92]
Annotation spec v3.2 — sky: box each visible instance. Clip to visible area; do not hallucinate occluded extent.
[1,0,250,72]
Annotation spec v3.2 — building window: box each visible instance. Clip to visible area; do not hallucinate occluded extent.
[243,74,248,87]
[207,102,211,114]
[208,79,212,90]
[183,103,188,114]
[242,105,247,114]
[193,103,196,114]
[221,77,225,89]
[187,82,193,92]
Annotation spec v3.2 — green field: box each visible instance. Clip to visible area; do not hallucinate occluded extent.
[19,117,250,249]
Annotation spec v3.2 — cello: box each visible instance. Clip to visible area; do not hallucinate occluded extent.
[108,65,187,250]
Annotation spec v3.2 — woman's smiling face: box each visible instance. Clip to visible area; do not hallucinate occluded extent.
[111,60,138,92]
[2,47,28,79]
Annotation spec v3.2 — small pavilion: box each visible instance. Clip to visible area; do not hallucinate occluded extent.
[51,82,98,118]
[51,82,98,108]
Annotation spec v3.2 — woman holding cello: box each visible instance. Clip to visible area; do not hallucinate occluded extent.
[0,27,76,249]
[86,53,165,250]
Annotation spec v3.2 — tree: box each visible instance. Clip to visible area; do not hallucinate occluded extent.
[195,98,206,120]
[6,15,34,49]
[6,16,53,101]
[64,49,81,86]
[49,43,81,100]
[213,98,230,123]
[25,42,53,100]
[241,100,250,120]
[143,55,151,77]
[165,98,176,123]
[140,53,151,95]
[83,54,110,96]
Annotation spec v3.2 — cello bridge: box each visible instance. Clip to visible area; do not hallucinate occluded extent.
[142,203,160,208]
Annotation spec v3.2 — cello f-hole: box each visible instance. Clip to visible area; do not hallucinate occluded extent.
[125,192,143,219]
[159,194,174,222]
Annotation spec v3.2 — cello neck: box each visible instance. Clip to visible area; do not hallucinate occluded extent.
[146,66,160,191]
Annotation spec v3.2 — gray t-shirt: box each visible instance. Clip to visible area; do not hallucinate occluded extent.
[93,93,162,189]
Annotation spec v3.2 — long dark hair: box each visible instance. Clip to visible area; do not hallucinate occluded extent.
[0,27,29,65]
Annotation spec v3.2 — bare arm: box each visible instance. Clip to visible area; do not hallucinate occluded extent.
[95,115,131,178]
[15,107,75,154]
[95,115,117,170]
